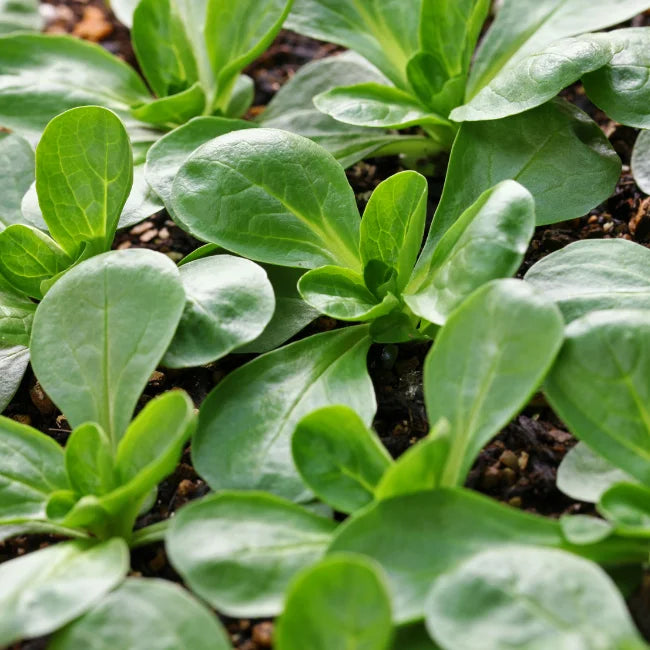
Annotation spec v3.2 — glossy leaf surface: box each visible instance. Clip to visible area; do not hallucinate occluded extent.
[425,547,643,650]
[172,128,361,270]
[0,538,129,647]
[525,239,650,321]
[163,255,275,368]
[292,406,392,513]
[276,554,393,650]
[194,325,374,502]
[167,491,336,617]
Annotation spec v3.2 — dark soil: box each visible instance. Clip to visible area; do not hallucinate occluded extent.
[4,2,650,648]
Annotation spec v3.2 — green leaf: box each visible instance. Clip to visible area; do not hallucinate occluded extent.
[525,239,650,322]
[583,28,650,129]
[0,225,73,299]
[329,489,561,623]
[374,420,450,500]
[171,128,362,270]
[35,106,133,259]
[545,310,650,487]
[55,578,233,649]
[113,390,196,496]
[360,171,428,292]
[419,0,489,81]
[599,482,650,538]
[314,83,452,132]
[423,280,563,487]
[260,53,435,168]
[0,0,42,34]
[193,326,375,502]
[0,275,36,347]
[298,266,399,322]
[276,554,393,650]
[0,538,129,647]
[404,181,535,325]
[415,99,619,267]
[560,514,614,545]
[51,578,232,650]
[467,0,650,97]
[557,442,635,504]
[166,491,336,617]
[286,0,420,88]
[329,488,646,624]
[0,131,34,229]
[0,345,29,412]
[163,255,275,368]
[145,116,256,210]
[0,34,150,143]
[0,415,68,522]
[292,405,392,514]
[130,83,206,127]
[30,249,186,447]
[131,0,200,99]
[207,0,293,110]
[425,547,644,650]
[632,129,650,194]
[456,32,614,121]
[65,423,115,498]
[238,264,319,354]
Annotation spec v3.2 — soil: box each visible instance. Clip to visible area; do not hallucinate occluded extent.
[3,3,650,648]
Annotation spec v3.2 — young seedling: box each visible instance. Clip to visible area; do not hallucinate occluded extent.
[283,1,650,156]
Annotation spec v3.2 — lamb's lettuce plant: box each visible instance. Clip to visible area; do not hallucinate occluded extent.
[0,0,293,220]
[281,0,650,154]
[0,247,275,646]
[169,124,618,342]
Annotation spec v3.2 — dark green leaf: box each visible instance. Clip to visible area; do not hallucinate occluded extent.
[415,100,619,266]
[130,83,206,127]
[145,116,256,210]
[166,491,336,617]
[193,326,374,502]
[171,128,362,270]
[599,482,650,537]
[276,554,393,650]
[292,405,392,513]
